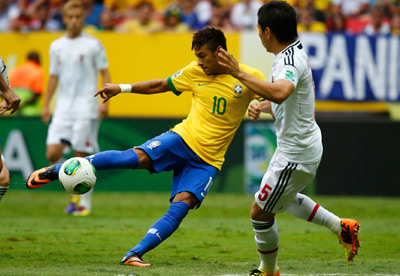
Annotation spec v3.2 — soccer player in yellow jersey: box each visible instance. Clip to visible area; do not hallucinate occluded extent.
[26,27,266,266]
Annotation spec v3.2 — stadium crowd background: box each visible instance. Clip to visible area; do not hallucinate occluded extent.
[0,0,400,35]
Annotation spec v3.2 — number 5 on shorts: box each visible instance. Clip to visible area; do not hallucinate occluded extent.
[258,183,272,201]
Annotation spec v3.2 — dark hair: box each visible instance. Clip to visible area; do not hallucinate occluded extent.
[257,1,298,43]
[27,51,40,65]
[191,27,227,52]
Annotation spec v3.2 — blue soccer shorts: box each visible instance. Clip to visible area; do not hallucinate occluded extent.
[136,131,218,208]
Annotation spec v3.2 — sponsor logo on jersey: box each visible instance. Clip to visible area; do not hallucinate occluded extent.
[285,70,296,82]
[172,69,182,78]
[147,141,161,150]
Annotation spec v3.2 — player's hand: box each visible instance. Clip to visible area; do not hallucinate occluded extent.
[0,99,8,115]
[259,100,275,120]
[94,83,121,103]
[1,89,21,114]
[217,47,242,78]
[248,102,262,121]
[41,105,51,124]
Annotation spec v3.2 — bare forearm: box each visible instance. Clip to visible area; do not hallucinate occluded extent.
[236,71,289,104]
[96,78,170,103]
[0,74,12,95]
[259,100,272,114]
[0,73,21,114]
[131,79,170,94]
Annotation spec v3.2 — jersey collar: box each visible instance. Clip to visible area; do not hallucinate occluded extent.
[275,39,300,58]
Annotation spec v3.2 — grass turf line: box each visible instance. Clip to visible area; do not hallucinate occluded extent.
[0,191,399,276]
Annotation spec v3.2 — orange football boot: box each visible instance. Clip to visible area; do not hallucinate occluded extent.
[120,253,151,267]
[26,166,58,189]
[338,218,361,261]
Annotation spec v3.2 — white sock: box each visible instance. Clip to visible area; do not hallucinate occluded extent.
[252,219,279,274]
[0,186,9,202]
[286,193,341,235]
[78,188,93,210]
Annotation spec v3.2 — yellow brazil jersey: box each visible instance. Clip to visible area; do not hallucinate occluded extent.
[167,61,265,170]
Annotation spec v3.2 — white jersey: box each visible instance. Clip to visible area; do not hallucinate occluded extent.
[49,32,108,119]
[270,39,322,164]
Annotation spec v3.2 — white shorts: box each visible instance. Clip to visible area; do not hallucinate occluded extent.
[255,150,320,214]
[46,116,100,154]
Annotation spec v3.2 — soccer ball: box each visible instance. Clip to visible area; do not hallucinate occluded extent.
[59,157,97,195]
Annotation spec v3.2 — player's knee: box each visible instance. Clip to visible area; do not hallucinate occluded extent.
[0,155,4,173]
[251,201,275,221]
[0,177,10,187]
[185,197,199,209]
[0,168,10,187]
[133,148,152,169]
[173,192,198,209]
[250,206,261,220]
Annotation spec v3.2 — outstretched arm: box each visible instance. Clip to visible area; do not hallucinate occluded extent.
[95,79,170,103]
[217,48,294,104]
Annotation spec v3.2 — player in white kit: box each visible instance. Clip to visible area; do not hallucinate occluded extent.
[0,57,21,201]
[41,0,111,216]
[218,2,360,275]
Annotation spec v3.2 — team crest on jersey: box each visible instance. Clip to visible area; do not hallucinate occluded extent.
[147,141,161,150]
[172,69,183,79]
[233,82,243,98]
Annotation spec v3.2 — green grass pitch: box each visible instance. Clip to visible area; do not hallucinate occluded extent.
[1,191,399,276]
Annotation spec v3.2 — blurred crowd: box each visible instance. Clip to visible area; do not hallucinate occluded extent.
[0,0,400,35]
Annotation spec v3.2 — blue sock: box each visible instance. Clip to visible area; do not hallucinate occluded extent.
[85,149,139,170]
[126,202,190,257]
[54,149,139,173]
[54,164,62,173]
